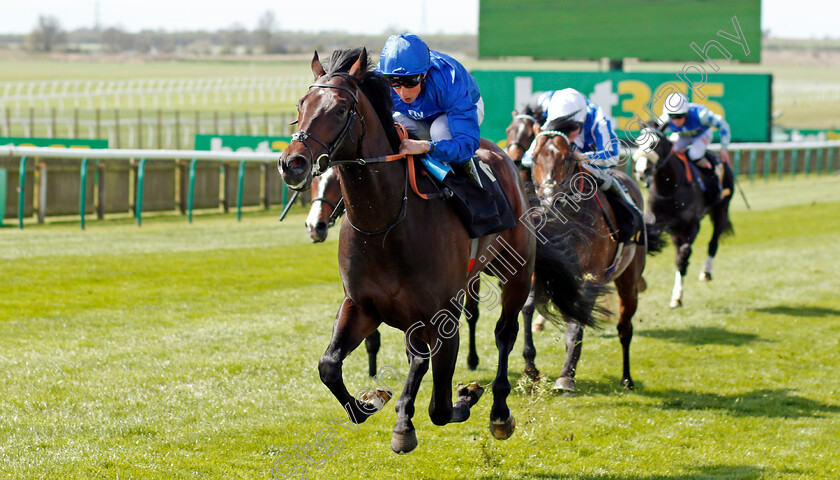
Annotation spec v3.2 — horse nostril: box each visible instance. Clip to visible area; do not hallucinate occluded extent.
[315,221,328,234]
[290,157,306,172]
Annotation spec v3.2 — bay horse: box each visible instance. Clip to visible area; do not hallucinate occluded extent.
[633,125,734,308]
[527,118,663,391]
[278,48,601,453]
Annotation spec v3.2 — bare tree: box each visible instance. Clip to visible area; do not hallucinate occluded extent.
[102,27,133,53]
[254,10,282,54]
[27,15,66,52]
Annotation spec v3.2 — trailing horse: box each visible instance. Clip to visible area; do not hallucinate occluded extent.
[278,48,602,453]
[527,124,664,391]
[633,125,734,308]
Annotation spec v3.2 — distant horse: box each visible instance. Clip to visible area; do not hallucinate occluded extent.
[278,47,602,453]
[527,119,663,391]
[505,112,540,164]
[633,125,734,308]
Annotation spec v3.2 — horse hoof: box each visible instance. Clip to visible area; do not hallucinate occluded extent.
[532,314,546,332]
[456,382,485,407]
[621,378,635,390]
[669,299,682,309]
[490,415,516,440]
[359,388,392,413]
[552,377,576,392]
[467,355,479,370]
[524,365,541,381]
[699,271,712,281]
[391,430,418,454]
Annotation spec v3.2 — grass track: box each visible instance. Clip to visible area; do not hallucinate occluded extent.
[1,176,839,479]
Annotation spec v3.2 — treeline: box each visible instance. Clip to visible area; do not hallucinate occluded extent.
[1,14,477,57]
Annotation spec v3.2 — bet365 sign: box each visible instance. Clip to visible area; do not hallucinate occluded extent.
[473,71,771,143]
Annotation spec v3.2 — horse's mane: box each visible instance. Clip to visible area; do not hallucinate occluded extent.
[543,113,580,135]
[325,48,402,152]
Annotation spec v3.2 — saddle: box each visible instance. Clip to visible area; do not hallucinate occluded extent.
[442,156,517,238]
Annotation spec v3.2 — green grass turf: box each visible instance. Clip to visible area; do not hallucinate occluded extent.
[0,175,838,479]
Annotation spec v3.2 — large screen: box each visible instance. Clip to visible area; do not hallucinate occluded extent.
[479,0,761,63]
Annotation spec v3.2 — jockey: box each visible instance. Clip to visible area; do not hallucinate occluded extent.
[658,92,731,200]
[376,33,483,183]
[524,88,643,235]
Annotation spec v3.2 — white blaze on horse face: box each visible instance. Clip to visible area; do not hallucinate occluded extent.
[306,166,336,233]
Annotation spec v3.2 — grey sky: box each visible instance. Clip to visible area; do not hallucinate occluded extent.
[2,0,836,39]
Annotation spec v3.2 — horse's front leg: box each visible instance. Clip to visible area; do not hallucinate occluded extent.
[391,335,430,454]
[319,298,381,425]
[670,226,699,308]
[554,317,583,392]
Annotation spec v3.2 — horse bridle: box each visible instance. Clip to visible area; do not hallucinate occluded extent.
[507,114,538,153]
[290,73,367,177]
[533,130,577,191]
[290,72,408,237]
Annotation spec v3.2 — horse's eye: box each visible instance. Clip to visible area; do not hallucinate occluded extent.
[336,105,347,115]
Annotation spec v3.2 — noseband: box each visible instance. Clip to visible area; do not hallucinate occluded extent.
[290,73,366,177]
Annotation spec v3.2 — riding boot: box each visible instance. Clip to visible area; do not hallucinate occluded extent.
[595,169,644,245]
[605,178,644,244]
[691,161,722,204]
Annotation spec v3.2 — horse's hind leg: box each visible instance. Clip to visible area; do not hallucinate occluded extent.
[614,266,641,389]
[319,298,382,426]
[489,275,530,440]
[391,335,431,454]
[700,199,733,281]
[670,227,698,308]
[554,318,583,392]
[463,291,480,370]
[521,283,540,380]
[365,330,381,377]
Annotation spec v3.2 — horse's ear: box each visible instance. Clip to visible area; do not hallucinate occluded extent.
[349,48,368,80]
[531,122,541,137]
[511,110,518,119]
[311,51,326,79]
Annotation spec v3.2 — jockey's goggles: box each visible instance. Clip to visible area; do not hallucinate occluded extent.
[387,74,423,88]
[669,113,687,120]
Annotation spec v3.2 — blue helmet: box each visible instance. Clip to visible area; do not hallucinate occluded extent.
[378,33,431,76]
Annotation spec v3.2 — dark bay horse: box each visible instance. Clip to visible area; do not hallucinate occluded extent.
[278,48,601,453]
[527,124,663,391]
[633,126,734,308]
[505,113,540,164]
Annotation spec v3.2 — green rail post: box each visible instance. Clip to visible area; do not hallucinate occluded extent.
[790,149,798,179]
[79,158,89,230]
[763,150,771,182]
[0,167,6,226]
[18,156,27,229]
[748,149,756,183]
[136,158,147,227]
[187,159,197,223]
[733,150,742,179]
[776,150,785,180]
[828,147,835,173]
[815,148,824,176]
[803,149,812,177]
[236,161,246,222]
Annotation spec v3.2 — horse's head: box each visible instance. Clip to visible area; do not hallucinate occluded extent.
[530,123,580,207]
[505,112,540,163]
[632,122,672,185]
[305,166,341,242]
[278,50,369,191]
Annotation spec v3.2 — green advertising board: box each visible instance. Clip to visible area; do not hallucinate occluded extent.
[194,134,291,152]
[479,0,761,63]
[0,137,108,149]
[472,70,772,144]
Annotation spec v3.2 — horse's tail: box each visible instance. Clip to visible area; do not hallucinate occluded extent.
[531,219,610,329]
[644,221,667,255]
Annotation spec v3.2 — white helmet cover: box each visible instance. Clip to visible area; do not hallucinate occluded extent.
[545,88,587,124]
[662,92,689,115]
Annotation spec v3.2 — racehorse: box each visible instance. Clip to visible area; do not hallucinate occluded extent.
[278,47,602,453]
[633,125,734,308]
[305,166,342,243]
[526,116,663,391]
[504,112,540,164]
